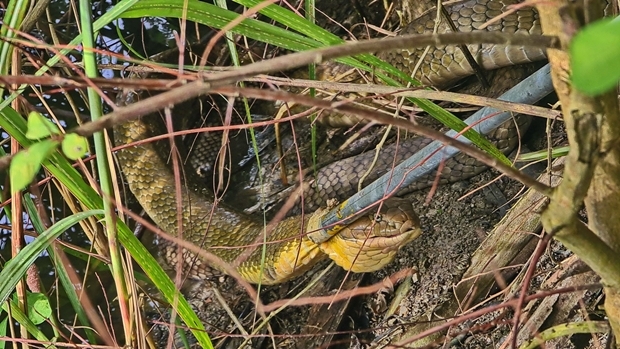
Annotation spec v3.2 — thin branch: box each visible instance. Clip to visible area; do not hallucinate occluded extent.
[212,85,553,195]
[206,32,559,84]
[0,74,561,120]
[261,268,414,312]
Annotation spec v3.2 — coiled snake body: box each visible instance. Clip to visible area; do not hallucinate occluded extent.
[114,117,420,284]
[115,0,549,285]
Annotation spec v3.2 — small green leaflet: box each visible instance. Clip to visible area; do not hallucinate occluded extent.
[10,139,60,194]
[571,18,620,96]
[25,111,61,139]
[12,292,52,325]
[61,133,88,160]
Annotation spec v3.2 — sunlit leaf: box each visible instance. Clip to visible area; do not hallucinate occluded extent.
[10,140,60,194]
[571,18,620,96]
[25,111,61,140]
[61,133,89,160]
[12,292,52,325]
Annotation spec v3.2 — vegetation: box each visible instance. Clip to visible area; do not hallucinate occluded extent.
[0,0,618,347]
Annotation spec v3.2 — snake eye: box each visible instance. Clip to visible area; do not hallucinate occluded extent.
[374,214,383,222]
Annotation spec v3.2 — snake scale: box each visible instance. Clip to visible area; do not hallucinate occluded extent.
[115,0,550,285]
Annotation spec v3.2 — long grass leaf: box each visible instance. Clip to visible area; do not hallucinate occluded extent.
[0,210,103,306]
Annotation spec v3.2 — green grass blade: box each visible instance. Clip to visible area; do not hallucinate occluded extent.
[22,196,97,343]
[0,210,103,306]
[1,301,50,343]
[0,0,29,84]
[234,0,344,45]
[79,0,135,342]
[121,0,324,52]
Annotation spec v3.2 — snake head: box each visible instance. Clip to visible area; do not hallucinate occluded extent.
[319,198,422,273]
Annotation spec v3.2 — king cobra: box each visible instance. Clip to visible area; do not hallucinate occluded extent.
[115,0,551,285]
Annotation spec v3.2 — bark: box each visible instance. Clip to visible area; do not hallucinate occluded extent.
[536,0,620,344]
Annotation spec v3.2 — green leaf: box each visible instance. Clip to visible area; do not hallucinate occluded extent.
[27,292,52,325]
[516,146,570,162]
[0,317,7,349]
[25,111,61,139]
[1,301,49,342]
[0,210,104,307]
[61,133,89,160]
[11,292,52,325]
[120,0,323,53]
[10,139,60,194]
[571,18,620,96]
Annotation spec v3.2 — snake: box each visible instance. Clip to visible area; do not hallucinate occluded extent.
[114,0,551,285]
[114,113,420,285]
